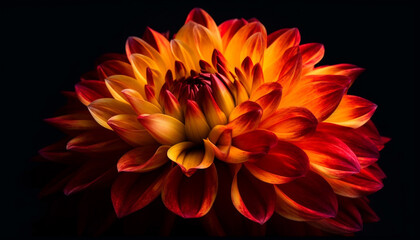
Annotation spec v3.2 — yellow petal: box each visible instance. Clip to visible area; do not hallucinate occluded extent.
[88,98,135,130]
[185,100,211,142]
[138,113,186,145]
[121,89,162,115]
[170,39,200,74]
[107,114,156,146]
[240,32,266,66]
[105,75,145,103]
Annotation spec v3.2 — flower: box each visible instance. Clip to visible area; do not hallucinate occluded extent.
[39,8,389,236]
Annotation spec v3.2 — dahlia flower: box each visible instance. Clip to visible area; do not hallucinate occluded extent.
[39,8,389,236]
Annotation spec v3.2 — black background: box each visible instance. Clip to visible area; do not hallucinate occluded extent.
[2,0,418,238]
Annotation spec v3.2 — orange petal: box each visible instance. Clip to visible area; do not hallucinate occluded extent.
[280,75,350,121]
[264,28,300,66]
[66,130,129,153]
[250,82,283,119]
[293,132,361,179]
[309,197,363,234]
[142,27,174,68]
[325,95,377,129]
[231,166,275,224]
[117,145,169,172]
[111,167,169,218]
[105,75,145,103]
[274,170,338,221]
[300,43,325,74]
[162,164,218,218]
[137,113,186,145]
[201,85,227,128]
[245,140,309,184]
[87,98,135,130]
[125,36,166,71]
[167,140,215,176]
[240,32,266,65]
[210,74,235,117]
[324,164,384,198]
[129,54,163,87]
[170,39,200,73]
[317,123,379,168]
[185,100,211,142]
[310,63,364,87]
[218,18,248,50]
[207,125,233,161]
[44,112,100,132]
[259,107,317,140]
[228,101,262,137]
[97,60,135,81]
[225,22,267,68]
[108,114,156,146]
[75,80,112,106]
[276,46,302,93]
[185,8,221,44]
[233,79,249,105]
[121,89,162,115]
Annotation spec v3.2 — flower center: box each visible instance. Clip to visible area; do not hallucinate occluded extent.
[171,72,212,104]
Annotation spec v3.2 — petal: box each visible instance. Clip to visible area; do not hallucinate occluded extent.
[280,75,350,121]
[201,85,227,128]
[66,130,129,153]
[240,32,266,65]
[108,114,156,146]
[64,159,117,195]
[354,197,380,223]
[185,100,211,142]
[125,36,166,72]
[142,27,174,69]
[38,139,84,164]
[274,171,338,221]
[185,8,221,44]
[355,120,388,151]
[245,140,309,184]
[225,22,267,68]
[167,140,215,176]
[276,46,302,93]
[250,82,283,119]
[129,54,163,86]
[210,74,236,117]
[300,43,325,74]
[207,125,232,161]
[44,112,100,132]
[117,145,169,173]
[97,60,135,81]
[317,123,379,168]
[88,98,136,130]
[218,18,248,50]
[105,75,146,103]
[170,39,200,73]
[310,63,364,86]
[259,107,318,140]
[228,101,263,137]
[137,113,186,145]
[293,132,360,178]
[231,166,275,224]
[111,167,169,217]
[324,164,384,198]
[160,89,183,121]
[162,164,218,218]
[121,89,162,115]
[309,197,363,234]
[325,95,377,129]
[232,129,278,154]
[75,80,112,106]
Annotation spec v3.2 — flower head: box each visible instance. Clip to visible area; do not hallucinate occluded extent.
[40,8,389,236]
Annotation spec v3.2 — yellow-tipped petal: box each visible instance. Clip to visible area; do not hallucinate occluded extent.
[138,113,186,145]
[170,39,200,74]
[185,100,211,143]
[126,36,166,72]
[121,89,162,115]
[130,54,162,85]
[105,75,145,103]
[201,86,227,128]
[88,98,135,130]
[210,75,235,117]
[161,90,184,122]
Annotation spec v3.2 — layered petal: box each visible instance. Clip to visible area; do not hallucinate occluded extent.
[66,130,129,153]
[310,63,364,86]
[231,166,275,224]
[44,112,100,132]
[137,113,186,145]
[210,74,235,117]
[162,164,218,218]
[88,98,135,130]
[300,43,325,74]
[259,107,317,140]
[274,171,338,221]
[218,18,247,50]
[201,85,227,128]
[185,8,221,44]
[75,80,112,106]
[245,140,309,184]
[122,89,162,115]
[325,95,377,128]
[293,132,360,178]
[111,167,169,217]
[250,82,283,119]
[228,101,263,136]
[97,60,135,81]
[117,145,169,172]
[184,100,211,142]
[105,75,145,103]
[108,114,156,146]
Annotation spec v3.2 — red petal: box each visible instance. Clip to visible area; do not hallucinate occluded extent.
[232,129,278,154]
[293,132,360,178]
[354,197,380,222]
[309,197,363,234]
[38,139,84,164]
[277,46,302,93]
[300,43,325,73]
[218,18,248,50]
[111,167,169,217]
[97,60,135,81]
[318,123,379,168]
[108,114,157,146]
[250,82,283,119]
[245,140,309,184]
[228,101,263,137]
[274,171,338,221]
[185,8,220,39]
[75,80,112,106]
[117,145,169,173]
[66,130,129,153]
[355,120,389,151]
[325,95,377,129]
[231,166,275,224]
[310,63,365,86]
[324,164,384,198]
[259,107,318,140]
[162,164,218,218]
